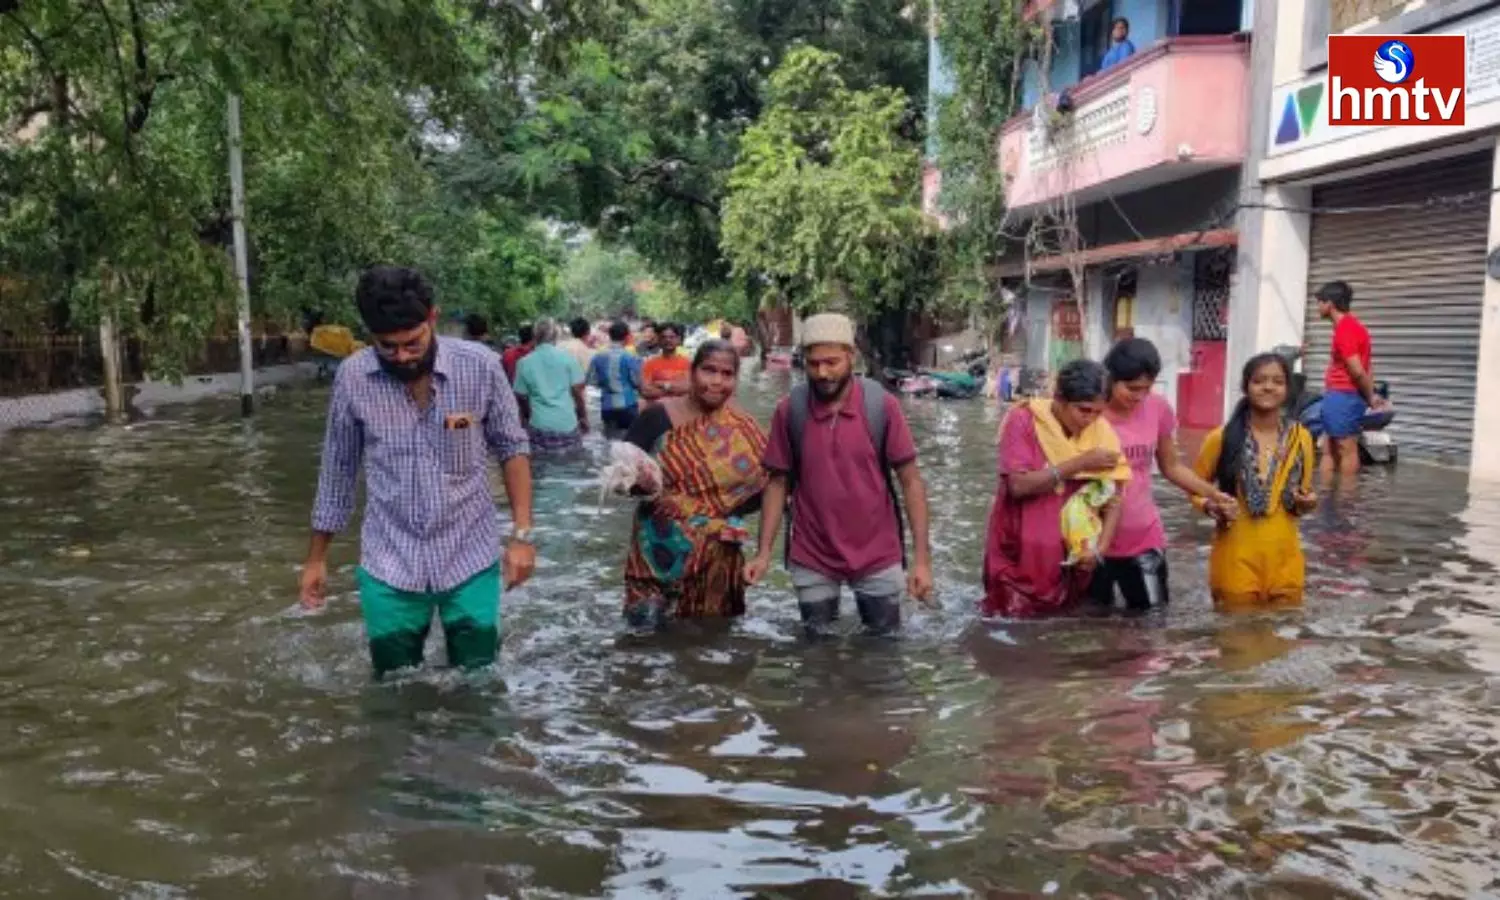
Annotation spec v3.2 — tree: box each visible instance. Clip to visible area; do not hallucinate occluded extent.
[720,47,936,364]
[637,279,759,328]
[0,0,610,375]
[476,0,928,300]
[560,241,647,321]
[930,0,1039,313]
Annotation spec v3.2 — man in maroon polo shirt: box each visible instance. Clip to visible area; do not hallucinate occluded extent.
[744,313,934,635]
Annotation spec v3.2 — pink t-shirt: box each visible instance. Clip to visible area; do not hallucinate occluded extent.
[1103,393,1175,558]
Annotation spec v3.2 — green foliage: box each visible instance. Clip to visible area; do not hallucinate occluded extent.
[560,241,648,321]
[0,0,597,376]
[0,0,931,382]
[721,47,935,321]
[481,0,929,298]
[931,0,1039,311]
[638,279,758,327]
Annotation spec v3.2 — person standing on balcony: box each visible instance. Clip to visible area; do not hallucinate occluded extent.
[1100,17,1136,71]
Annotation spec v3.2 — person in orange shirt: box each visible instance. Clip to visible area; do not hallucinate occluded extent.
[640,322,690,403]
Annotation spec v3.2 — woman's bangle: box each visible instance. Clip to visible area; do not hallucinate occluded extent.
[1047,464,1062,487]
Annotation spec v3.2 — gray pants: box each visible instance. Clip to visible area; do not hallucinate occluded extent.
[791,564,904,635]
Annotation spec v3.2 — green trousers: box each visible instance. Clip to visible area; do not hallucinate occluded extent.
[356,565,501,677]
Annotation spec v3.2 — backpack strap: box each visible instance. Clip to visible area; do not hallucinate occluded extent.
[784,384,810,569]
[859,377,908,571]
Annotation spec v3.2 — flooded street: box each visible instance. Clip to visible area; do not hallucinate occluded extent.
[6,371,1500,898]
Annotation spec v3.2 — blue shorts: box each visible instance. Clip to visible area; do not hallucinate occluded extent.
[1321,389,1367,439]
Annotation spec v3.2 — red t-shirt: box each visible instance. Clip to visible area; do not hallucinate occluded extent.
[1326,314,1371,393]
[763,381,918,581]
[502,344,532,384]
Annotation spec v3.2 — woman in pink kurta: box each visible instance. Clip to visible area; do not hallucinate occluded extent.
[982,360,1125,618]
[1094,338,1234,612]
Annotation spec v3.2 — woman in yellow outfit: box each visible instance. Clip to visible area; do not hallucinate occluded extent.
[1192,352,1318,611]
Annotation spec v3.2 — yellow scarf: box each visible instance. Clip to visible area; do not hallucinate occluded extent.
[1022,398,1131,482]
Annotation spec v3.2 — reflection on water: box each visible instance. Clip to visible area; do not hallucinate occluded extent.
[4,373,1500,897]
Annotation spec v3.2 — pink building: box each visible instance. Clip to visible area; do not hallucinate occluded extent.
[926,0,1254,426]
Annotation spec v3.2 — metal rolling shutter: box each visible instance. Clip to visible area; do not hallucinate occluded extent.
[1306,150,1491,466]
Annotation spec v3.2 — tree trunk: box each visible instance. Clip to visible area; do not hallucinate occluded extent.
[99,306,124,423]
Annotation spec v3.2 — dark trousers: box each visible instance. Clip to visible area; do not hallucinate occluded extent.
[601,406,638,437]
[1089,549,1169,612]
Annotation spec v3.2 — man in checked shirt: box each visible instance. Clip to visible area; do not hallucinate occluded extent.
[299,266,537,678]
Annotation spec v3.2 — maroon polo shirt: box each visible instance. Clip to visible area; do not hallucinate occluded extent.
[764,380,918,581]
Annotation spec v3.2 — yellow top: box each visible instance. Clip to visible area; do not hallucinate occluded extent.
[1192,424,1315,611]
[1022,398,1132,482]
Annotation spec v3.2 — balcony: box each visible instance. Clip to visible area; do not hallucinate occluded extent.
[998,36,1250,214]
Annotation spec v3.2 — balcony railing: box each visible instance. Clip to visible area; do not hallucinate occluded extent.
[998,36,1251,213]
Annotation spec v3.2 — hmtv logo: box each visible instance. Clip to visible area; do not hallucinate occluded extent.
[1327,34,1466,126]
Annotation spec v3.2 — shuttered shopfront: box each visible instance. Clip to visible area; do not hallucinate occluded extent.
[1305,150,1491,466]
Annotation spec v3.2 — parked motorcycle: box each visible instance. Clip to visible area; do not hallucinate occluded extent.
[1270,344,1397,465]
[887,349,989,400]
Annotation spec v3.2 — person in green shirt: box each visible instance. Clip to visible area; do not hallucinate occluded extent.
[514,318,588,453]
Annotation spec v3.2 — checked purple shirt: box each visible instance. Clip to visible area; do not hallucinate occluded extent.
[311,337,531,592]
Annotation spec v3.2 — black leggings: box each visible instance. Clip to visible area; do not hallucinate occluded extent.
[1089,549,1169,612]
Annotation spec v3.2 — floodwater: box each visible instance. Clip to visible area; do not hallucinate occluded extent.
[4,372,1500,899]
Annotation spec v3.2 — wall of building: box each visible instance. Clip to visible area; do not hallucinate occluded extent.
[1225,0,1282,417]
[1471,149,1500,481]
[1262,0,1500,180]
[1241,0,1500,475]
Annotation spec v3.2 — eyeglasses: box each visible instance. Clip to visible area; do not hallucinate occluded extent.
[372,326,430,358]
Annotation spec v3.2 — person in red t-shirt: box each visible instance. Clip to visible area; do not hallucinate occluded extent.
[501,323,535,385]
[743,313,934,636]
[1314,280,1390,481]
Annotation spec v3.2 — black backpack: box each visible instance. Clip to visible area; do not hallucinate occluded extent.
[783,376,907,569]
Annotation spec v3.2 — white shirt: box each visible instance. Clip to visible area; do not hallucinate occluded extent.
[557,337,595,374]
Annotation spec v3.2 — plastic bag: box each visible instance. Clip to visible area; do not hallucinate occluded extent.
[1060,479,1116,565]
[597,440,663,511]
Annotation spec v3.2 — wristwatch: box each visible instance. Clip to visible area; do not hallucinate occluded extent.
[509,528,535,545]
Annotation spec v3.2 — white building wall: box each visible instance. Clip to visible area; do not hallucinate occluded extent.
[1242,0,1500,476]
[1227,182,1311,409]
[1470,141,1500,481]
[1135,261,1193,406]
[1270,0,1308,87]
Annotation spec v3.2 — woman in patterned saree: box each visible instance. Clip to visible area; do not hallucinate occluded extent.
[622,340,769,628]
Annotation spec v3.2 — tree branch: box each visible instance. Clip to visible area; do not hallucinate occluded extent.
[603,160,721,213]
[124,0,158,134]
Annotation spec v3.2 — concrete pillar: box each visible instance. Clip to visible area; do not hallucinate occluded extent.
[1085,269,1109,360]
[1226,182,1311,414]
[1468,141,1500,483]
[1227,0,1281,419]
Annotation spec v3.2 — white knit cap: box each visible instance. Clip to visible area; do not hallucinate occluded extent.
[800,313,855,348]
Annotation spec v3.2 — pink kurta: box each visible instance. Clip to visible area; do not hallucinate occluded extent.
[981,407,1092,618]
